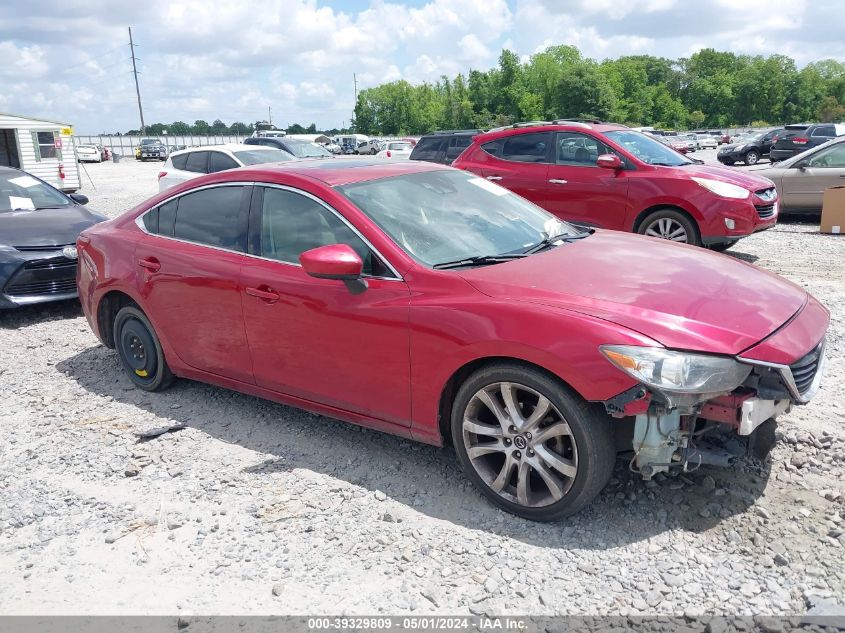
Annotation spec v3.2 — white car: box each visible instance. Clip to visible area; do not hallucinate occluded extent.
[76,144,102,163]
[158,144,294,191]
[689,133,717,150]
[376,141,414,159]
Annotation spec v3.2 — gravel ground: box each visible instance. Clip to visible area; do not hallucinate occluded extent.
[0,159,843,616]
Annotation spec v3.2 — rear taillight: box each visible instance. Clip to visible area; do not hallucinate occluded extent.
[158,171,167,180]
[58,164,65,180]
[386,151,392,158]
[793,137,808,145]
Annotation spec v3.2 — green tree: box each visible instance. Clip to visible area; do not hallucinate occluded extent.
[817,96,845,122]
[192,120,210,134]
[688,110,706,128]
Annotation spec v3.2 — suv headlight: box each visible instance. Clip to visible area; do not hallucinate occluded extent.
[600,345,752,395]
[691,177,750,200]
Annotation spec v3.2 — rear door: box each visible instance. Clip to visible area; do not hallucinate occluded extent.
[135,184,254,383]
[780,142,845,212]
[544,132,630,228]
[472,132,551,206]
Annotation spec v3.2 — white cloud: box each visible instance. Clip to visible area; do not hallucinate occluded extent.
[0,0,843,131]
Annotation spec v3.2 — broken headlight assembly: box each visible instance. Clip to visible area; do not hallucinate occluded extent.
[600,345,752,407]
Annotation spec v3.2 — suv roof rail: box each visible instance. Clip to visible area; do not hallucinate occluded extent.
[511,121,553,128]
[428,129,484,135]
[548,119,591,128]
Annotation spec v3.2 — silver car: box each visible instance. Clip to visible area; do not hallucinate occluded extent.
[752,136,845,214]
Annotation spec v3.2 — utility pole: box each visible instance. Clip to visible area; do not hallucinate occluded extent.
[352,73,358,131]
[128,27,145,135]
[268,105,272,126]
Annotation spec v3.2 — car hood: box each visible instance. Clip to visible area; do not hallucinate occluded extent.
[674,163,775,190]
[0,205,105,248]
[458,231,807,356]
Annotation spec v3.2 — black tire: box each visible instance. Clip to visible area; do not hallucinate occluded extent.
[113,306,174,392]
[744,150,760,166]
[637,208,701,246]
[451,363,616,521]
[720,159,735,166]
[710,240,738,252]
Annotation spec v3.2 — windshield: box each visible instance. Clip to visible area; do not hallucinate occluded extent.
[288,142,331,158]
[339,170,580,267]
[140,139,159,145]
[604,130,692,166]
[0,172,71,212]
[233,149,293,165]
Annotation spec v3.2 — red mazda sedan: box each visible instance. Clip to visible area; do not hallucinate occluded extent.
[451,122,778,251]
[77,160,828,521]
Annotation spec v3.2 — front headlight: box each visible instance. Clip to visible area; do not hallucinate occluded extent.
[733,144,746,152]
[691,177,750,200]
[600,345,752,395]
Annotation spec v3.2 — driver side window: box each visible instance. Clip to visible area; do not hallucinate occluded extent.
[259,187,393,277]
[806,143,845,168]
[555,132,613,166]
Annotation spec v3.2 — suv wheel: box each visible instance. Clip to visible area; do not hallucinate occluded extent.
[451,363,616,521]
[638,209,700,246]
[744,150,760,166]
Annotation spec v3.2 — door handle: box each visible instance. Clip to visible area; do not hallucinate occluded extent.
[245,286,280,303]
[486,176,502,181]
[138,257,161,272]
[548,179,568,185]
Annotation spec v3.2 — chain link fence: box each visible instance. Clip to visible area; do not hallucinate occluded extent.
[72,134,250,157]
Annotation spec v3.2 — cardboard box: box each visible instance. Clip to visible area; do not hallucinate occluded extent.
[821,186,845,234]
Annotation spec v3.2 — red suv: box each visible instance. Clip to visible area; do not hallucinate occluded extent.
[453,121,779,251]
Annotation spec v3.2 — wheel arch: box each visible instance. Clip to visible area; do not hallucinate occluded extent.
[96,289,140,348]
[632,204,701,242]
[436,356,579,447]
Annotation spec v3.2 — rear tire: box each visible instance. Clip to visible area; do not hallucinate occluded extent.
[113,306,174,392]
[637,209,700,246]
[451,363,616,521]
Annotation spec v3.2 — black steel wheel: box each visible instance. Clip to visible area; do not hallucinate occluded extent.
[451,363,616,521]
[113,305,174,392]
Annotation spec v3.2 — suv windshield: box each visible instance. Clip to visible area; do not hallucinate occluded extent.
[1,172,71,212]
[233,149,293,165]
[140,139,160,145]
[604,130,692,166]
[339,170,580,267]
[287,142,331,158]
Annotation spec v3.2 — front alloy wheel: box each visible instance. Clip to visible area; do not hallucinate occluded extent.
[637,209,700,246]
[452,364,616,521]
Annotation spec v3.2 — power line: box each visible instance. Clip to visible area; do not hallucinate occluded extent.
[128,27,146,135]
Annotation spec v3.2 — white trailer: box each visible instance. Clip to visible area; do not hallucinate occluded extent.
[0,112,81,192]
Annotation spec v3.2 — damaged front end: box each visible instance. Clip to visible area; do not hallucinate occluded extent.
[600,340,826,479]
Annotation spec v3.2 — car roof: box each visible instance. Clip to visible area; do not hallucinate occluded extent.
[474,121,629,143]
[225,158,449,187]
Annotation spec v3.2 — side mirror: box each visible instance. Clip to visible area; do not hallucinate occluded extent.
[299,243,367,293]
[597,153,622,170]
[69,193,89,205]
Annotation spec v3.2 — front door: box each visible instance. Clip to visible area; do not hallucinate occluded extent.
[135,184,254,383]
[544,131,630,229]
[780,142,845,212]
[240,185,412,425]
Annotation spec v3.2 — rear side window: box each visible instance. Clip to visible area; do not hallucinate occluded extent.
[812,126,835,138]
[410,137,446,162]
[142,198,177,236]
[173,186,246,251]
[445,136,472,161]
[209,151,239,173]
[184,151,209,173]
[170,153,189,170]
[500,133,551,163]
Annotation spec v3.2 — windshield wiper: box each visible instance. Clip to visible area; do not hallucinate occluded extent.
[433,254,527,270]
[522,231,591,255]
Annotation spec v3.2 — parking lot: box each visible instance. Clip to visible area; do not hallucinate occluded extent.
[1,158,843,616]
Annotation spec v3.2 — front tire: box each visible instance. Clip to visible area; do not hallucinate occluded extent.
[637,209,700,246]
[451,363,616,521]
[710,240,738,252]
[744,150,760,166]
[113,306,174,392]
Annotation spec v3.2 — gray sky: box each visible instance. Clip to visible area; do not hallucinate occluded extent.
[1,0,841,133]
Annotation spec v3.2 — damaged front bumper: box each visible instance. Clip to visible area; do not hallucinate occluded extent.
[604,339,827,480]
